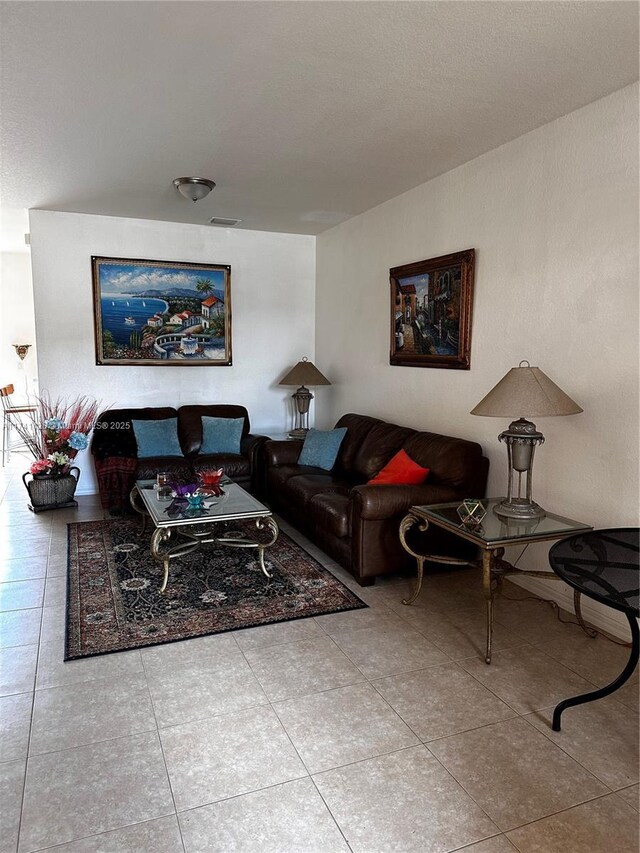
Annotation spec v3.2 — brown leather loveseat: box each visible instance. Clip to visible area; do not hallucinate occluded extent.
[264,413,489,585]
[91,404,267,514]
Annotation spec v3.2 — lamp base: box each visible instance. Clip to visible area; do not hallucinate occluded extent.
[494,498,546,521]
[287,428,308,440]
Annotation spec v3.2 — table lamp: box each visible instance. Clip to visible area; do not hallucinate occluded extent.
[278,357,331,439]
[471,360,583,520]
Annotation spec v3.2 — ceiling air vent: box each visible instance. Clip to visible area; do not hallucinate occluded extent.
[208,217,242,227]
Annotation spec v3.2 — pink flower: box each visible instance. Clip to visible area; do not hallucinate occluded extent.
[30,459,52,474]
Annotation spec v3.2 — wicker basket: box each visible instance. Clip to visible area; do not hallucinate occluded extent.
[22,468,80,513]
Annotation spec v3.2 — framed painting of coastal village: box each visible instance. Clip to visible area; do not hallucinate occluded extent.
[389,248,475,370]
[91,256,232,366]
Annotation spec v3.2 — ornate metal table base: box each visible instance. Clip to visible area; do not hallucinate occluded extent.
[399,512,595,665]
[130,485,279,593]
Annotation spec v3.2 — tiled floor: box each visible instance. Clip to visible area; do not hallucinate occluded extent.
[1,457,638,852]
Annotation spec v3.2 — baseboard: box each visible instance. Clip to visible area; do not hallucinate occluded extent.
[510,574,632,642]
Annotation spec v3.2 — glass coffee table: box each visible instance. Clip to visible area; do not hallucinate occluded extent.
[130,478,279,593]
[399,498,592,663]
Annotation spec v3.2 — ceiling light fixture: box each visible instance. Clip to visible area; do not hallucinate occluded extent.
[172,177,216,203]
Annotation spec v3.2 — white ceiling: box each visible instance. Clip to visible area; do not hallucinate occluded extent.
[1,1,638,236]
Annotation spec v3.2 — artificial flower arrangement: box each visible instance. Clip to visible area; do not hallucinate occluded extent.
[11,394,101,477]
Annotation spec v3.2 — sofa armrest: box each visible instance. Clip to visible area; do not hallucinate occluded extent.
[241,433,268,458]
[350,483,459,521]
[263,439,302,467]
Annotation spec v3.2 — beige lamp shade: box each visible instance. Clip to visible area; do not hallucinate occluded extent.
[471,362,582,418]
[279,357,331,387]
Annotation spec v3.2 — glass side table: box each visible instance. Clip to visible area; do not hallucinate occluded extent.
[399,498,593,664]
[548,528,639,731]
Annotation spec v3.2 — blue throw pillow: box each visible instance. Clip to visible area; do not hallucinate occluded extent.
[200,416,244,455]
[298,428,347,471]
[131,418,183,459]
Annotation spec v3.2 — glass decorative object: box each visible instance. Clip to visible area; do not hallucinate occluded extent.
[457,499,487,527]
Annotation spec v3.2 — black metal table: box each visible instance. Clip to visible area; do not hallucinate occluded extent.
[548,528,639,731]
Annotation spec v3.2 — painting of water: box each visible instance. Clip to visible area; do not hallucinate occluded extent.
[389,249,475,370]
[92,256,232,366]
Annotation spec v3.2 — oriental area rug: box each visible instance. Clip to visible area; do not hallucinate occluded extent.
[65,518,367,660]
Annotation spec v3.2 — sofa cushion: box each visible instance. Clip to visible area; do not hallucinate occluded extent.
[368,449,430,485]
[403,432,484,491]
[310,493,350,539]
[333,414,380,474]
[298,428,347,471]
[352,421,416,480]
[136,457,193,483]
[285,474,351,508]
[192,454,251,481]
[200,416,244,455]
[178,405,250,456]
[92,407,178,459]
[131,418,183,458]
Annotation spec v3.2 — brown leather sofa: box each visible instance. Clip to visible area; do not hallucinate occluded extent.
[263,413,489,585]
[91,404,267,513]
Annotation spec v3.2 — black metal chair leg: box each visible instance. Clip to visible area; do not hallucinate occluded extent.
[552,613,639,731]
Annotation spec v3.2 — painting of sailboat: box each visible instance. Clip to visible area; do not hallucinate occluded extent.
[92,255,232,366]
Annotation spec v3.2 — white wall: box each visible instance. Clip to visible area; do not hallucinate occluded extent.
[29,210,315,493]
[316,84,639,637]
[0,250,39,401]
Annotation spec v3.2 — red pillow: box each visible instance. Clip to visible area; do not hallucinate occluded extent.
[368,449,430,485]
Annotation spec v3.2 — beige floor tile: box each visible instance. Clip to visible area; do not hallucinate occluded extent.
[397,605,528,661]
[2,529,50,549]
[533,631,639,687]
[373,662,516,741]
[43,576,67,608]
[139,633,240,680]
[459,646,595,714]
[506,793,639,852]
[19,731,174,852]
[0,644,37,696]
[0,579,44,612]
[274,682,418,773]
[179,777,349,852]
[428,717,608,831]
[0,692,32,762]
[0,760,25,853]
[244,636,365,701]
[333,623,450,680]
[36,640,143,690]
[386,572,486,616]
[345,583,405,610]
[38,815,184,853]
[613,679,639,712]
[0,557,47,583]
[616,783,639,812]
[492,596,587,645]
[30,672,156,755]
[160,705,307,811]
[46,554,68,578]
[314,746,497,853]
[0,608,41,649]
[453,837,518,852]
[314,606,405,639]
[234,616,325,651]
[2,540,50,561]
[148,662,268,728]
[526,698,639,789]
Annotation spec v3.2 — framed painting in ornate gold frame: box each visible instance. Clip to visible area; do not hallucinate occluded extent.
[390,248,475,370]
[92,256,232,366]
